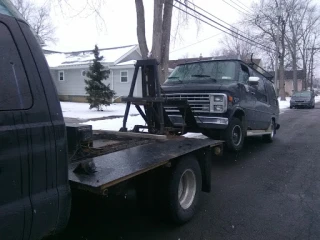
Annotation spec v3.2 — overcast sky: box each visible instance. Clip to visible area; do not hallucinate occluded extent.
[42,0,255,60]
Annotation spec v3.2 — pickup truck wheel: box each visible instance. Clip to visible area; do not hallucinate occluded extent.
[262,120,275,143]
[224,118,244,152]
[168,155,201,224]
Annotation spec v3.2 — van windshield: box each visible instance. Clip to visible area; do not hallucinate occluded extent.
[165,61,237,84]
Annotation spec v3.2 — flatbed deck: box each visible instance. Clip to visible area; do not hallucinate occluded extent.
[68,132,222,195]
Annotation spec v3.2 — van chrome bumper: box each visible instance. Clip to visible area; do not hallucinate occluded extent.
[168,115,229,126]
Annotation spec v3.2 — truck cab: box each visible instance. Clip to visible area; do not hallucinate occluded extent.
[162,58,280,151]
[0,1,70,239]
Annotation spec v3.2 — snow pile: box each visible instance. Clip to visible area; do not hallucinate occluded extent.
[45,53,66,67]
[278,97,291,110]
[60,102,138,120]
[83,115,145,131]
[116,60,136,66]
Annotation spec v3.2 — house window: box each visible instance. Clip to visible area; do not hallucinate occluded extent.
[58,71,65,81]
[81,70,86,77]
[120,71,128,83]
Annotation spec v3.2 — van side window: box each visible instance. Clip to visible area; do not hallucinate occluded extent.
[239,64,249,84]
[252,71,266,93]
[252,70,268,102]
[0,23,32,110]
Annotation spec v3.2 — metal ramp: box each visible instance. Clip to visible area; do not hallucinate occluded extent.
[120,59,200,135]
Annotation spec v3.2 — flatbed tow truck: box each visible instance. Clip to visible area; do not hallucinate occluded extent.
[0,4,223,239]
[66,59,223,224]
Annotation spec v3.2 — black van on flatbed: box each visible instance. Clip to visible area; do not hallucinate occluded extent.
[162,58,280,151]
[0,2,223,239]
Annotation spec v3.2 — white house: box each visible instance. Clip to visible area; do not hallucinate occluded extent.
[44,45,143,102]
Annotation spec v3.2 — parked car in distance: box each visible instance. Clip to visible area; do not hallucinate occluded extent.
[290,91,315,109]
[162,58,280,152]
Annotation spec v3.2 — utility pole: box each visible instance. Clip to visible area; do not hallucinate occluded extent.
[274,0,281,95]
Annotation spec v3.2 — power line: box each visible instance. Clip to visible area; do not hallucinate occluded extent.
[175,0,276,52]
[172,3,275,53]
[229,0,253,14]
[186,1,253,44]
[233,0,254,13]
[170,33,222,53]
[221,0,248,15]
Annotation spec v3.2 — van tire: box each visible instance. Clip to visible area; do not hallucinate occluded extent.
[224,117,245,152]
[262,120,275,143]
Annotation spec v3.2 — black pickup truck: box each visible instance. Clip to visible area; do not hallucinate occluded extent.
[0,2,223,239]
[163,58,280,151]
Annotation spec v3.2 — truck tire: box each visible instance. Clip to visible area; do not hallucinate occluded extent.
[168,155,202,224]
[262,120,275,143]
[224,117,244,152]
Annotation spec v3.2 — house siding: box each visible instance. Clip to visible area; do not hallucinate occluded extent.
[51,68,89,96]
[120,50,142,63]
[112,68,142,97]
[276,79,303,96]
[51,66,142,102]
[48,48,143,102]
[284,80,303,96]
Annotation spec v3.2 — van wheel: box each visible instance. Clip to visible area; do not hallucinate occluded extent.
[224,117,244,152]
[167,155,201,224]
[262,120,275,143]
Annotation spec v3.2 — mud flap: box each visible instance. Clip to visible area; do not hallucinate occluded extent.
[196,147,212,193]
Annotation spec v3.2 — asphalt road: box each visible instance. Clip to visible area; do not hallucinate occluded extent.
[53,103,320,240]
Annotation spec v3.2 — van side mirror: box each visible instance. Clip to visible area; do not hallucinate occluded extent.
[248,76,259,85]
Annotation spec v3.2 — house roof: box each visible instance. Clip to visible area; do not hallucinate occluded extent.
[115,60,137,66]
[44,45,139,69]
[268,70,305,80]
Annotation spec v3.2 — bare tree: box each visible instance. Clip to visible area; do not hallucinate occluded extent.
[219,27,258,61]
[284,0,313,92]
[12,0,55,44]
[135,0,198,83]
[297,4,320,90]
[245,0,291,100]
[135,0,174,83]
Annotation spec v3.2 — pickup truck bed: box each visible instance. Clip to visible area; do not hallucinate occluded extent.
[68,130,222,195]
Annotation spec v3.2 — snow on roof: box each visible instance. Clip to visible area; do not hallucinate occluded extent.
[44,45,138,68]
[115,60,137,66]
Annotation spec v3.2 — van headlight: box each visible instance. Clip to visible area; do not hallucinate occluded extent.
[210,94,227,113]
[214,95,224,102]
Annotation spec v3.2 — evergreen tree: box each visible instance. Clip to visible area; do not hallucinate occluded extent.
[84,45,115,111]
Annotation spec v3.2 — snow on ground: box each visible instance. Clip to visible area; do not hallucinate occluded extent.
[60,102,138,120]
[61,95,320,133]
[83,115,145,131]
[279,97,291,111]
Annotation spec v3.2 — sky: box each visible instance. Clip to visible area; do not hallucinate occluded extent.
[42,0,255,59]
